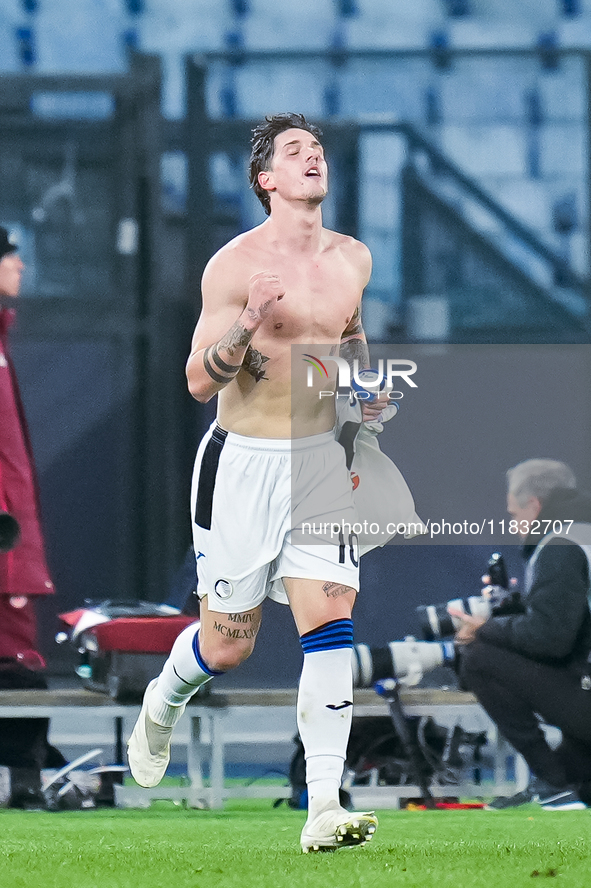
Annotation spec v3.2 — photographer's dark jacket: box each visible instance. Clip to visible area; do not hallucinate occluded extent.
[477,488,591,673]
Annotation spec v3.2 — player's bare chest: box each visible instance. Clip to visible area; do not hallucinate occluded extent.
[266,258,359,333]
[277,254,352,294]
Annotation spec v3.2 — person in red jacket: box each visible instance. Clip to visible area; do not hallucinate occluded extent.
[0,226,65,795]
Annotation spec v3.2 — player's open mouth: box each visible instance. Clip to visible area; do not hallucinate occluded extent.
[305,167,321,177]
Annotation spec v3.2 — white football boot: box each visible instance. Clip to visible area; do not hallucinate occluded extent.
[127,678,184,787]
[301,805,378,853]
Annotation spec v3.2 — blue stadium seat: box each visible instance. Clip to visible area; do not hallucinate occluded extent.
[0,15,21,72]
[361,179,400,231]
[230,63,328,118]
[476,174,585,259]
[139,0,229,54]
[568,231,588,276]
[492,178,554,233]
[440,124,527,177]
[558,15,591,47]
[343,0,443,48]
[240,0,336,49]
[537,56,588,119]
[439,57,535,122]
[359,132,408,179]
[359,229,398,292]
[539,123,587,176]
[339,59,428,121]
[35,0,127,72]
[344,20,431,49]
[447,19,537,48]
[351,0,442,21]
[470,0,559,27]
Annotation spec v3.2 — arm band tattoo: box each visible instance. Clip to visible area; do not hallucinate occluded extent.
[203,326,270,387]
[203,347,231,384]
[211,344,242,375]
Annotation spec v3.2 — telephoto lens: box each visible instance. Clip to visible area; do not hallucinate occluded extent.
[352,637,456,688]
[415,553,519,640]
[416,596,493,641]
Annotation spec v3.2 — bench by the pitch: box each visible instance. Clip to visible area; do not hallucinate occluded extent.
[199,687,528,810]
[0,687,527,809]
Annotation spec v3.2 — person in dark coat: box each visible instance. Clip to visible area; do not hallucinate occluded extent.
[0,226,65,793]
[453,458,591,807]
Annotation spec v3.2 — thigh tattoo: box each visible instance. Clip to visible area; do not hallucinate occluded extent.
[322,582,353,599]
[212,612,260,640]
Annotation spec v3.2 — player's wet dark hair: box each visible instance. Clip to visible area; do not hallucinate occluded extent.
[249,113,323,216]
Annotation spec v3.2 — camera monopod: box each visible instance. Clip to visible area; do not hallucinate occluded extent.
[374,678,436,809]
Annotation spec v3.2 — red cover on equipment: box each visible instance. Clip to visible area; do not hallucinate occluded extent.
[90,616,196,653]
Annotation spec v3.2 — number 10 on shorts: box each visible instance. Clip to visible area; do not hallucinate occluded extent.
[338,531,359,567]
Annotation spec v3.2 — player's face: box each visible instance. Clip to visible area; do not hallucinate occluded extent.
[261,128,328,207]
[0,252,24,298]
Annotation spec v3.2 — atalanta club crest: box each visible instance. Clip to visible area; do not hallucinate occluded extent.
[214,578,233,600]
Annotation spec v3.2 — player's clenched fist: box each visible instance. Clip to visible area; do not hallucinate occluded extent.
[245,272,285,324]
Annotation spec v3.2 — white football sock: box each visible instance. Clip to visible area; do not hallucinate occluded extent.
[297,645,354,819]
[148,623,221,727]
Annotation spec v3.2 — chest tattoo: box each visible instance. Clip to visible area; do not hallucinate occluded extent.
[243,345,270,381]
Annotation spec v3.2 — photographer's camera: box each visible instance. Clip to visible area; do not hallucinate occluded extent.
[352,553,523,688]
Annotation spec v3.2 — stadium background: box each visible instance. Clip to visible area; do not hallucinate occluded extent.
[1,0,591,687]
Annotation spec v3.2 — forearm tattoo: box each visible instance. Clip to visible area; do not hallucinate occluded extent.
[246,300,273,323]
[203,320,270,386]
[218,321,253,356]
[210,344,242,375]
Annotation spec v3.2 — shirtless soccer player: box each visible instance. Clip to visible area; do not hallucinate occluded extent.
[128,112,385,852]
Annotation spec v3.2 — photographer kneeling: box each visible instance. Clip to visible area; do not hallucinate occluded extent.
[452,459,591,809]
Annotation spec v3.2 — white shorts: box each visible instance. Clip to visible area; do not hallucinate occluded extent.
[191,422,360,614]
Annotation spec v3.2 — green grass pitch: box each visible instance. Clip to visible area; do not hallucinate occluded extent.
[0,800,590,888]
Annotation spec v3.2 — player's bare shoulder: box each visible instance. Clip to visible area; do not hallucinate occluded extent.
[201,226,266,302]
[325,229,372,288]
